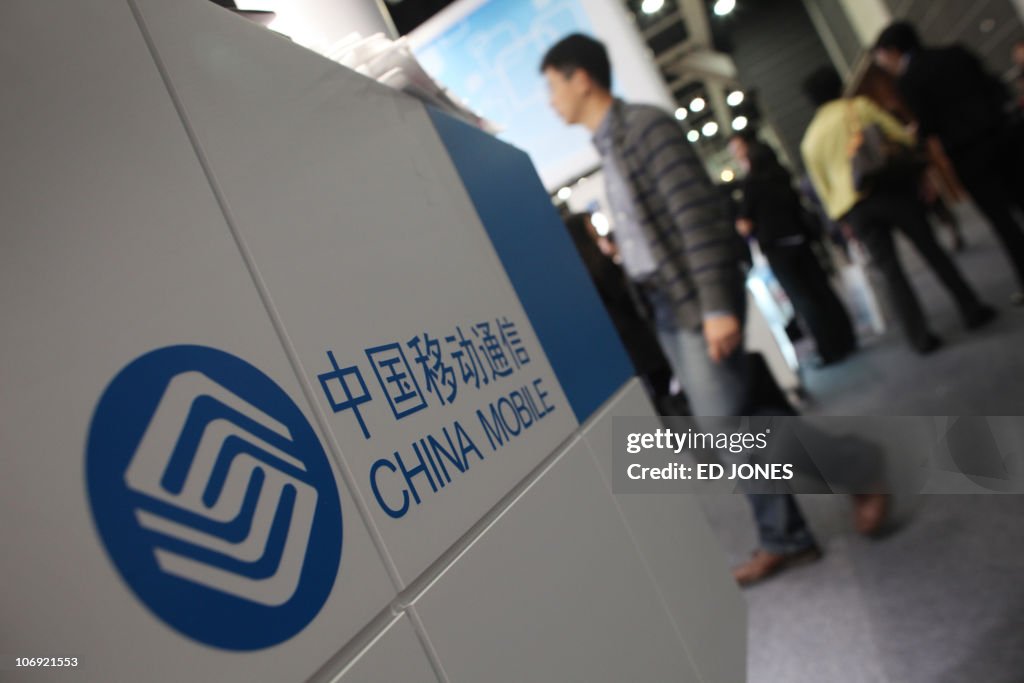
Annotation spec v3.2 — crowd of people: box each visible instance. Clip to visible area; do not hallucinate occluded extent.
[541,22,1023,585]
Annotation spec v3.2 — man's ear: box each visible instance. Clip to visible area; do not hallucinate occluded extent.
[570,68,592,95]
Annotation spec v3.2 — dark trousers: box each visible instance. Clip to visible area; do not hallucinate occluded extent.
[764,242,856,361]
[950,134,1024,290]
[845,191,984,350]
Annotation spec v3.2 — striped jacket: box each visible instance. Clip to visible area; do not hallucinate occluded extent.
[596,99,744,332]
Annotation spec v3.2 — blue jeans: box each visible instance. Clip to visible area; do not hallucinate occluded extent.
[657,325,817,555]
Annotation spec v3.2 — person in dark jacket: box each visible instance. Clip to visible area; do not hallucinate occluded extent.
[563,212,688,416]
[729,134,856,366]
[874,21,1024,305]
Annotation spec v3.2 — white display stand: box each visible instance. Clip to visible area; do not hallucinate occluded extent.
[0,1,744,681]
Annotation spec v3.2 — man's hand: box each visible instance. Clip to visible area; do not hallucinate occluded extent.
[703,314,743,363]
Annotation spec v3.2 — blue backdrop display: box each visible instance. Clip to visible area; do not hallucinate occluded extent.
[429,109,634,424]
[413,0,601,186]
[85,346,343,650]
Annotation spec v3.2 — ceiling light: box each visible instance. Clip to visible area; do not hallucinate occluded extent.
[713,0,736,17]
[726,90,744,106]
[557,186,572,201]
[675,107,688,120]
[687,130,700,142]
[732,115,748,131]
[641,0,665,15]
[702,121,719,136]
[690,97,706,112]
[590,212,610,236]
[720,169,735,182]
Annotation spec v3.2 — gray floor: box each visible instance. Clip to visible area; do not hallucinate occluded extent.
[700,207,1024,683]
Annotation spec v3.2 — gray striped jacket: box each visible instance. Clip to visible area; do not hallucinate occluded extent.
[595,99,744,332]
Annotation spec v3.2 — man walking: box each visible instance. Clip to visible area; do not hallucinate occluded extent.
[540,34,837,585]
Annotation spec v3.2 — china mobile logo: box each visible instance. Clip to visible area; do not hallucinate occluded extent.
[125,371,318,605]
[87,346,342,650]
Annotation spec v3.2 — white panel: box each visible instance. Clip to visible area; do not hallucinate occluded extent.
[582,380,747,683]
[0,2,394,680]
[329,616,440,683]
[412,440,702,683]
[264,0,395,51]
[130,0,578,586]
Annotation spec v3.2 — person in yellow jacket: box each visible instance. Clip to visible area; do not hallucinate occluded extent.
[800,66,995,354]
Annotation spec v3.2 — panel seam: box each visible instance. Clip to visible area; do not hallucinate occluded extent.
[122,0,407,601]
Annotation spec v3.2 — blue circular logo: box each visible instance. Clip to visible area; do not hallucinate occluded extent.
[86,345,342,650]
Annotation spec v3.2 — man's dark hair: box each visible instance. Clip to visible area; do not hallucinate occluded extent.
[802,66,844,107]
[540,33,612,91]
[875,21,921,53]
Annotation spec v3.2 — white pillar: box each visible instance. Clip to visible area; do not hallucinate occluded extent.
[581,0,677,111]
[837,0,892,47]
[802,0,853,78]
[1014,0,1024,22]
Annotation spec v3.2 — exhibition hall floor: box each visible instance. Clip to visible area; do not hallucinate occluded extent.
[701,205,1024,683]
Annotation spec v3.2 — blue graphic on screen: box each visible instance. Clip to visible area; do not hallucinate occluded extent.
[413,0,598,181]
[86,346,342,650]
